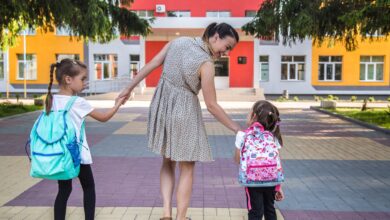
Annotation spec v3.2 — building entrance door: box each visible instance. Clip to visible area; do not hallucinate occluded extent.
[214,57,229,89]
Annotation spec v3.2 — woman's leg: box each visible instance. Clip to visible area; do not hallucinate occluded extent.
[161,157,177,218]
[78,164,96,220]
[176,161,195,220]
[54,179,72,220]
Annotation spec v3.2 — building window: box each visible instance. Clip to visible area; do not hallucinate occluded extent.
[360,56,384,81]
[318,56,342,81]
[259,56,269,81]
[0,53,4,80]
[206,11,231,18]
[56,54,80,62]
[245,10,257,17]
[129,55,140,79]
[134,10,154,18]
[281,56,305,81]
[56,26,72,36]
[167,11,191,17]
[17,54,37,80]
[93,54,118,80]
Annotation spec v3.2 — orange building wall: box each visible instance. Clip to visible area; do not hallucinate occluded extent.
[8,29,84,85]
[312,37,390,87]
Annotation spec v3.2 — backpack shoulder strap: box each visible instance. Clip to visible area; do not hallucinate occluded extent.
[64,96,78,112]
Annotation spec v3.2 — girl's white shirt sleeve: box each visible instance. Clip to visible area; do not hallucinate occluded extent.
[69,97,94,164]
[235,131,246,149]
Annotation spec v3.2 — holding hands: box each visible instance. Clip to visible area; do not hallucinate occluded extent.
[116,88,133,105]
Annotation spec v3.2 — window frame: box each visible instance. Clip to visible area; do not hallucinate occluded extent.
[16,54,37,80]
[206,11,231,18]
[93,54,118,80]
[360,56,384,82]
[259,55,269,81]
[0,53,4,80]
[167,10,191,17]
[134,10,154,18]
[280,56,305,81]
[318,56,343,81]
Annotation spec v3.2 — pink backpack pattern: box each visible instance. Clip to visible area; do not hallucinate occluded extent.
[238,122,284,186]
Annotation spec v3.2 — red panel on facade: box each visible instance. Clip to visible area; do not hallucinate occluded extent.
[130,0,262,17]
[145,41,168,87]
[229,41,254,87]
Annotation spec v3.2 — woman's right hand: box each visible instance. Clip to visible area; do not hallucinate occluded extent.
[117,88,133,105]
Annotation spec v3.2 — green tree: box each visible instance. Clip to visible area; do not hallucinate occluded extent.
[0,0,151,50]
[242,0,390,51]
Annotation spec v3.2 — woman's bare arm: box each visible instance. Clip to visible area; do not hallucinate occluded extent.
[118,42,171,101]
[200,61,241,133]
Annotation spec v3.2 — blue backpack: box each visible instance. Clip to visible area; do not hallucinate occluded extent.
[27,96,84,180]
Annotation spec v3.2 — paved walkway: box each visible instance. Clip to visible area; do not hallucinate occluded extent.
[0,100,389,219]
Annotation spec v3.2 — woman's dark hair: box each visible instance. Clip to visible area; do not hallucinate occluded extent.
[250,100,283,146]
[45,59,87,114]
[202,22,239,42]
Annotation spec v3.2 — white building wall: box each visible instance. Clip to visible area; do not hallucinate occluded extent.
[0,51,10,93]
[87,39,142,93]
[254,38,316,95]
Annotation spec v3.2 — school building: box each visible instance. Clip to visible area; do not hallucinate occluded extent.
[1,0,389,96]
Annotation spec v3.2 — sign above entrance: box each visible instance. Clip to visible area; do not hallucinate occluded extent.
[238,56,247,64]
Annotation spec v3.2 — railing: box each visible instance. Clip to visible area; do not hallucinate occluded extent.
[87,77,132,95]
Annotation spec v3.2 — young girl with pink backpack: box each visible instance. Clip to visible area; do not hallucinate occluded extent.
[234,100,285,220]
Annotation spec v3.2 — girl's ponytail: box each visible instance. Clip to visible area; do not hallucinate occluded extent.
[45,63,56,115]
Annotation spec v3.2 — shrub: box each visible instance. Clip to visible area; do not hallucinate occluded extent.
[387,97,390,102]
[351,96,357,102]
[368,97,375,102]
[333,96,339,101]
[313,95,320,102]
[275,96,288,102]
[293,96,299,102]
[327,95,334,100]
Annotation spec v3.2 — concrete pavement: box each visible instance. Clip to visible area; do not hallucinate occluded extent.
[0,98,389,219]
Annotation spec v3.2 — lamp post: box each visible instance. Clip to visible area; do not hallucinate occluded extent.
[23,30,27,99]
[5,50,9,99]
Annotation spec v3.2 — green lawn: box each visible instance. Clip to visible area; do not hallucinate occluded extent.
[327,108,390,129]
[0,102,42,118]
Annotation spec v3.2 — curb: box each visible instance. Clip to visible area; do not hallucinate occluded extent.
[0,110,41,121]
[310,106,390,135]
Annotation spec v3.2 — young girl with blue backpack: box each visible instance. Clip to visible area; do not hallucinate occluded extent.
[28,59,125,220]
[234,100,285,220]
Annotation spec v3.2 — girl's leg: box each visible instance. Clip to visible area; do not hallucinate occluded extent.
[263,187,277,220]
[176,161,195,220]
[246,187,264,220]
[78,164,96,220]
[160,157,177,218]
[54,179,72,220]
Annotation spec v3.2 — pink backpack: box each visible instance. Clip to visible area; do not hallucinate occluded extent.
[238,122,284,186]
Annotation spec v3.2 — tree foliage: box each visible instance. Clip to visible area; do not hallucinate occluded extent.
[242,0,390,51]
[0,0,151,50]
